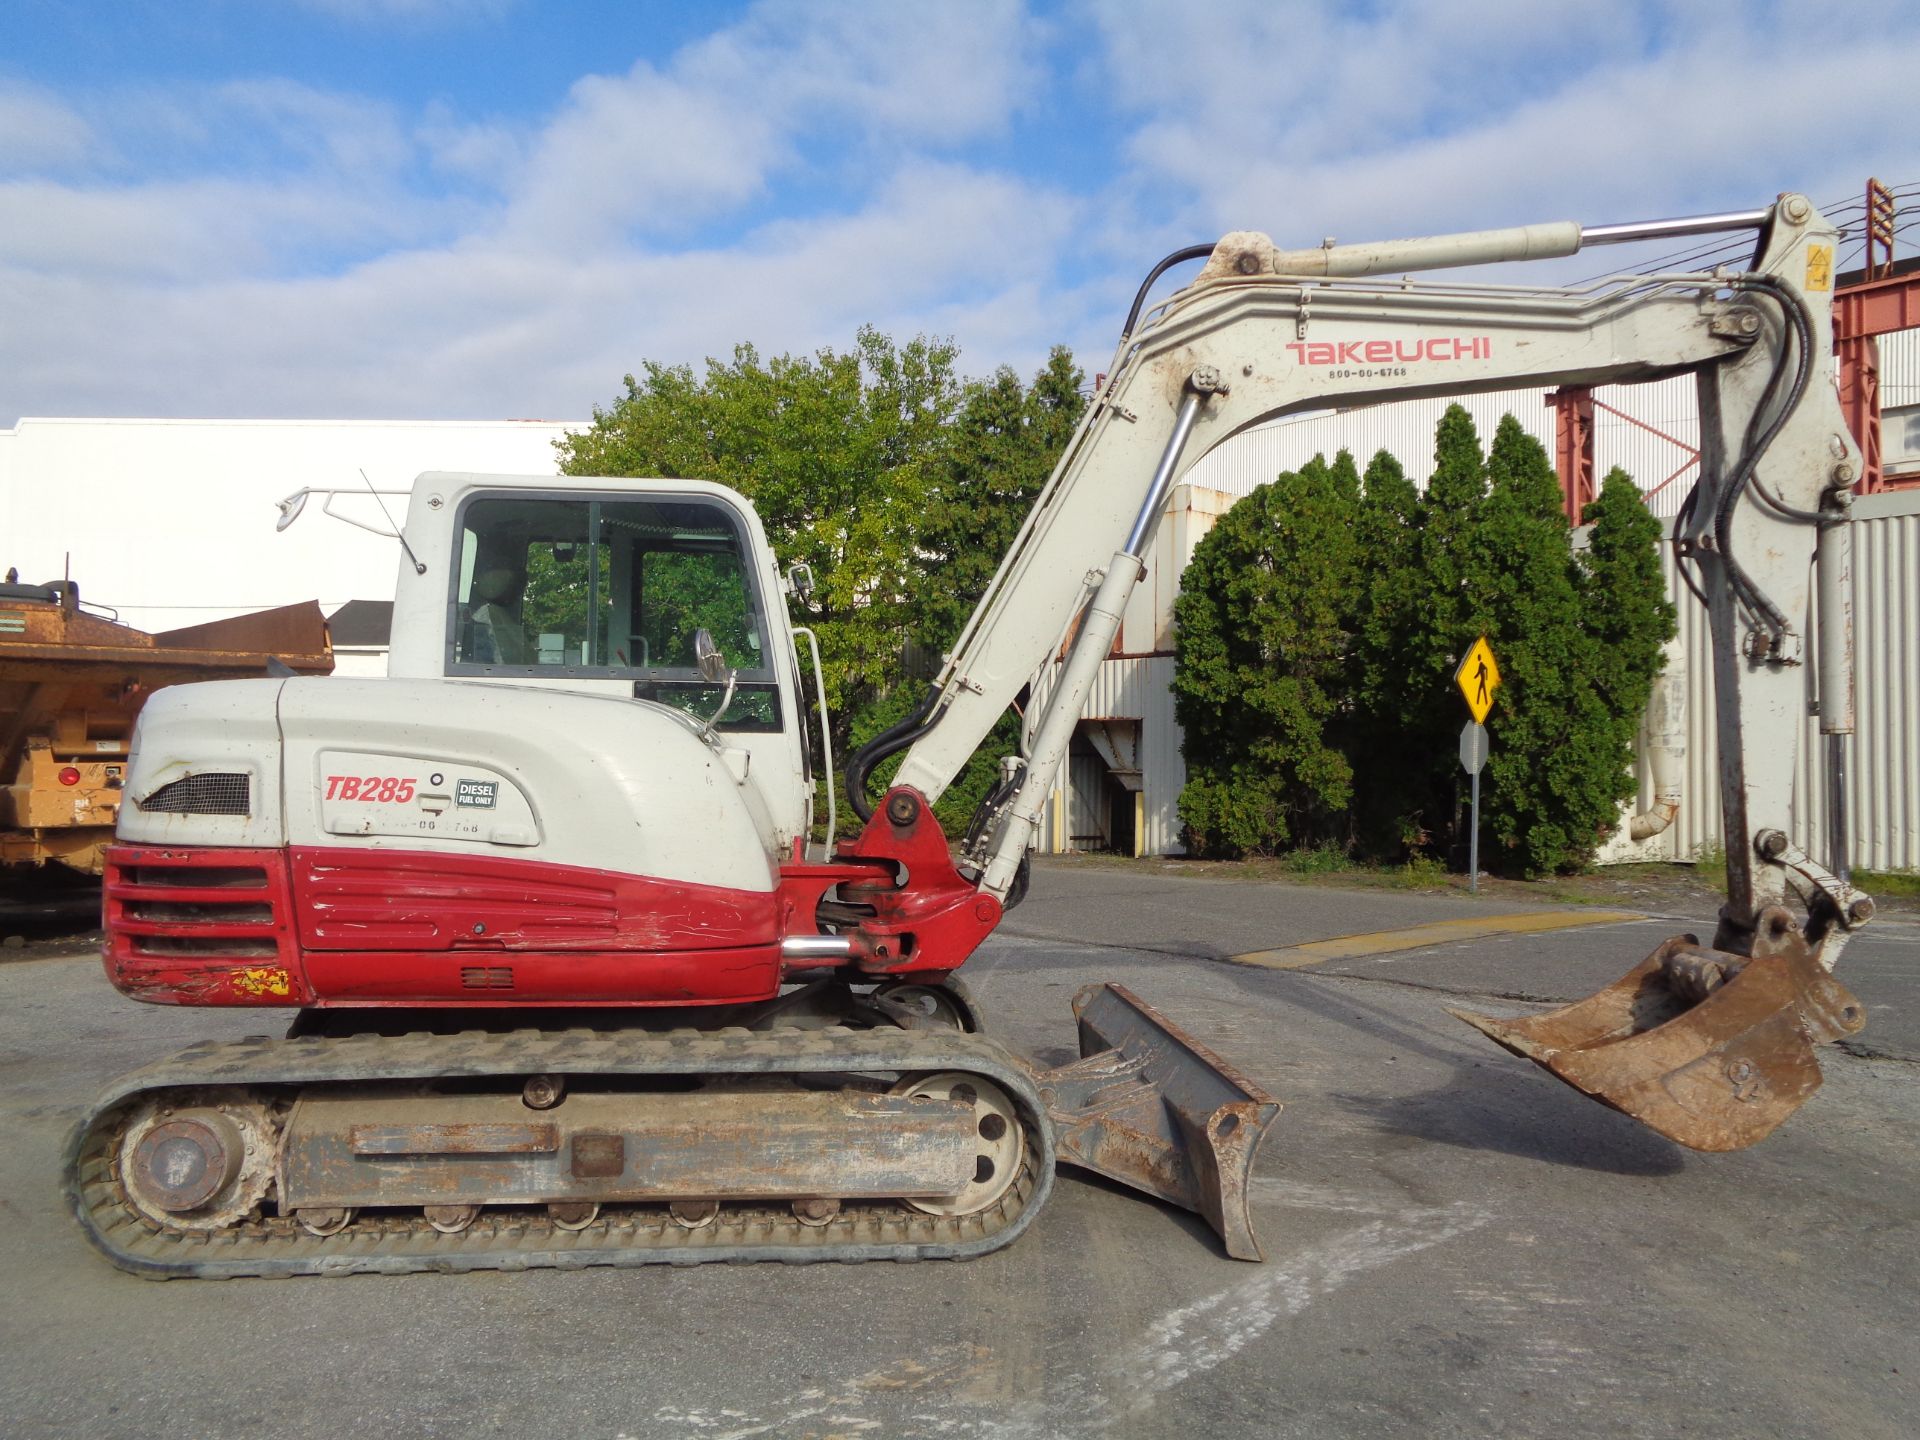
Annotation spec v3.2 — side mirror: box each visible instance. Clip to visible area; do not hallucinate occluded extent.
[692,628,738,737]
[275,489,311,532]
[693,628,728,683]
[786,563,815,600]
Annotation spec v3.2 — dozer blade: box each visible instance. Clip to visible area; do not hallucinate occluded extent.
[1452,922,1866,1152]
[1040,983,1280,1260]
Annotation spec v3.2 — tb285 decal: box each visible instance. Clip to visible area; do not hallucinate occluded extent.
[324,774,417,803]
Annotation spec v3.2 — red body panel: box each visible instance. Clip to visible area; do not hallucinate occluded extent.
[105,843,783,1007]
[101,788,1000,1010]
[288,846,776,953]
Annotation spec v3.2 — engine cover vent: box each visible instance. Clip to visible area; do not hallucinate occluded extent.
[137,772,251,816]
[460,966,514,990]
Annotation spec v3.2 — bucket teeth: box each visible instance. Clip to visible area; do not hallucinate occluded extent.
[1453,926,1866,1152]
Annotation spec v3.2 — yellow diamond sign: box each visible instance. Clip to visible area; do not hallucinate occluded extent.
[1454,636,1501,723]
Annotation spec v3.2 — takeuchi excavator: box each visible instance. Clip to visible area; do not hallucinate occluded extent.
[68,193,1874,1278]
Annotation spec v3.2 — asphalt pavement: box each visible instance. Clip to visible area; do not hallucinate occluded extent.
[1,860,1913,1439]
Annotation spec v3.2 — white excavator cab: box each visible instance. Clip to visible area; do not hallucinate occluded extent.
[387,473,816,858]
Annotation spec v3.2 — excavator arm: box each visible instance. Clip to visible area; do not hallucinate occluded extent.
[854,193,1872,1151]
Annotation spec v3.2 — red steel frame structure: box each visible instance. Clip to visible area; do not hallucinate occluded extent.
[1555,180,1920,515]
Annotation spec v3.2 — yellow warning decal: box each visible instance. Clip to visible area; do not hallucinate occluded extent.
[1805,243,1833,292]
[231,966,293,998]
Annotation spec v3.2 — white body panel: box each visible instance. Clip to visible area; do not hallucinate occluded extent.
[117,680,289,851]
[120,677,779,894]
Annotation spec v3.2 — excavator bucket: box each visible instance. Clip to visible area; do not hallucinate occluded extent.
[1039,983,1280,1260]
[1452,914,1866,1151]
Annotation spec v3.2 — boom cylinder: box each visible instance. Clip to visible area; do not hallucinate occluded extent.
[980,385,1209,896]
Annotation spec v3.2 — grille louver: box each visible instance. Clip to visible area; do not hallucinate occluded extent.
[137,772,251,816]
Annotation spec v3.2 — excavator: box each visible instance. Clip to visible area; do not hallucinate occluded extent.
[67,192,1874,1278]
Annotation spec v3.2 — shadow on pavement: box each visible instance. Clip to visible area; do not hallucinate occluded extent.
[1262,969,1688,1177]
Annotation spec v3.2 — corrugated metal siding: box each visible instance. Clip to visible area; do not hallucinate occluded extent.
[1600,492,1919,872]
[1881,327,1920,407]
[1588,378,1699,519]
[1881,328,1920,476]
[1029,654,1185,855]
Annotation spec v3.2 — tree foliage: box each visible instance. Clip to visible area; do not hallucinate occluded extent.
[558,331,1086,837]
[918,347,1086,656]
[558,326,963,734]
[1174,453,1364,855]
[1174,405,1674,875]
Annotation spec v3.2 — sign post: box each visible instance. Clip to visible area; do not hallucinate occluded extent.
[1453,638,1501,893]
[1458,721,1488,892]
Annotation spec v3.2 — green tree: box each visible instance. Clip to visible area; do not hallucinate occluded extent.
[1174,453,1364,856]
[557,326,963,742]
[1471,415,1606,874]
[900,348,1087,835]
[1578,465,1678,842]
[561,331,1088,842]
[916,347,1086,656]
[1348,446,1428,853]
[1393,404,1492,854]
[1168,405,1675,875]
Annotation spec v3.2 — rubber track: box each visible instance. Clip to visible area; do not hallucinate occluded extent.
[65,1024,1054,1279]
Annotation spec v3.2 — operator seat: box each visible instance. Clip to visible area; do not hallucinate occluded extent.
[468,568,532,664]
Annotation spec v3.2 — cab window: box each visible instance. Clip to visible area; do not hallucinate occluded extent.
[448,493,778,729]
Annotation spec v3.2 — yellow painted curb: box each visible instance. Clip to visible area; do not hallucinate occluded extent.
[1229,909,1644,970]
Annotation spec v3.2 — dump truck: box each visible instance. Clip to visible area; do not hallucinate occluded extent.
[1,577,332,891]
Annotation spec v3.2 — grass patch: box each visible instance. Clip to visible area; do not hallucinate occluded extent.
[1858,868,1920,898]
[1689,842,1728,895]
[1275,843,1354,876]
[1382,854,1450,890]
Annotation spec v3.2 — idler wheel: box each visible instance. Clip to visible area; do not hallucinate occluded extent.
[890,1072,1024,1216]
[118,1099,275,1230]
[131,1116,240,1212]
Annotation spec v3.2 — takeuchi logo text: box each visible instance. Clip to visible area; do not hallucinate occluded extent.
[1287,337,1492,364]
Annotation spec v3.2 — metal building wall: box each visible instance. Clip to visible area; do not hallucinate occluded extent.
[1030,653,1185,856]
[1178,389,1554,502]
[1175,369,1920,523]
[0,416,583,633]
[1598,490,1919,872]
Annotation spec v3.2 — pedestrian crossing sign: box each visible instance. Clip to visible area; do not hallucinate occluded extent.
[1454,636,1501,723]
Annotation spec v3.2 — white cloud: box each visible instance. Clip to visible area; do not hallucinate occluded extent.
[4,0,1916,431]
[0,86,98,172]
[1078,0,1920,272]
[0,159,1083,423]
[497,63,785,250]
[492,0,1046,249]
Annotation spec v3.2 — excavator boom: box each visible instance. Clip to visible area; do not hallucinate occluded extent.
[870,193,1871,1150]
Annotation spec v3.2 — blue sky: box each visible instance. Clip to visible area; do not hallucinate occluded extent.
[4,0,1915,426]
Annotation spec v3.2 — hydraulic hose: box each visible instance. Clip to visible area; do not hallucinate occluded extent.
[1121,244,1215,341]
[844,684,946,822]
[1710,276,1816,639]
